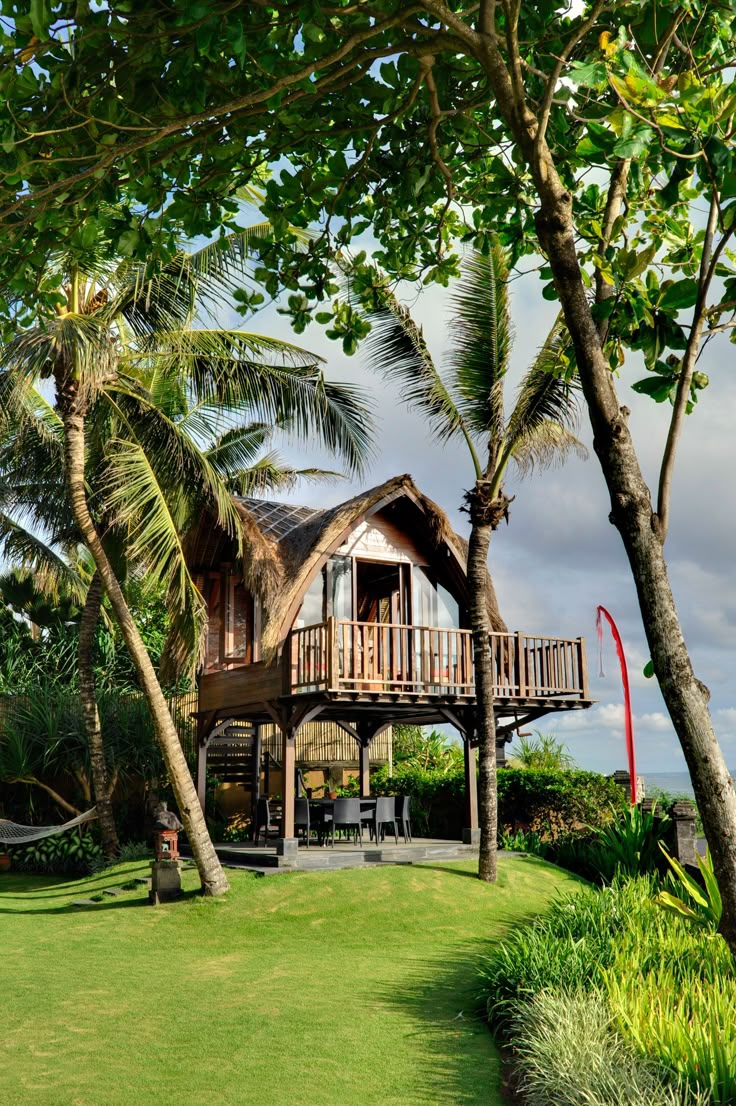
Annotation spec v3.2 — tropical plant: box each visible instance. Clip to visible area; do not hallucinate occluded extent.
[355,245,585,881]
[655,845,723,935]
[587,803,671,882]
[9,831,104,876]
[497,767,627,841]
[0,216,371,893]
[394,728,464,773]
[508,732,575,772]
[606,968,736,1106]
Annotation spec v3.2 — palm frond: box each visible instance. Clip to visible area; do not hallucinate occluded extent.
[205,423,276,475]
[223,453,343,497]
[98,439,207,669]
[510,421,587,477]
[100,392,245,551]
[357,270,476,464]
[121,329,371,475]
[0,513,88,604]
[504,321,586,477]
[1,314,116,402]
[446,245,511,442]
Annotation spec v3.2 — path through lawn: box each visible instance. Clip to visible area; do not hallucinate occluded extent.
[1,855,580,1106]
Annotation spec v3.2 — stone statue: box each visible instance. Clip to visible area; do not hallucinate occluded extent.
[152,801,183,832]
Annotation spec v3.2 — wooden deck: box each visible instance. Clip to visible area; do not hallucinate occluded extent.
[207,837,479,870]
[198,619,592,723]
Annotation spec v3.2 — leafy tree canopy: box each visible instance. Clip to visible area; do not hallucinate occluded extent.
[0,0,734,373]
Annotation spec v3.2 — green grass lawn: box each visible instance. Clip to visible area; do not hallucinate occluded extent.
[0,855,580,1106]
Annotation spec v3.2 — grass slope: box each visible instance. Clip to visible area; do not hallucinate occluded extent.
[0,855,580,1106]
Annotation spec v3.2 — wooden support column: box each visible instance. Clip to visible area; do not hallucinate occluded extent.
[463,734,480,845]
[359,738,371,797]
[252,724,262,816]
[281,725,296,839]
[195,711,216,813]
[266,701,324,862]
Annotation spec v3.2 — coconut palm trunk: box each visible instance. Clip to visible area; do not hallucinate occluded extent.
[78,571,119,858]
[61,390,229,895]
[466,494,497,881]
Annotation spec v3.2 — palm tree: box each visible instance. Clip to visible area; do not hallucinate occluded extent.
[0,227,371,894]
[355,244,584,881]
[0,392,338,858]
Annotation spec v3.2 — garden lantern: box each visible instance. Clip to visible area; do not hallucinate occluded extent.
[150,803,184,905]
[154,827,180,862]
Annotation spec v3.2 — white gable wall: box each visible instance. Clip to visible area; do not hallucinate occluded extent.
[335,514,428,565]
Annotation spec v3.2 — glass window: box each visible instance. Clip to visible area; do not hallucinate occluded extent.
[295,567,325,627]
[413,567,460,628]
[329,556,353,621]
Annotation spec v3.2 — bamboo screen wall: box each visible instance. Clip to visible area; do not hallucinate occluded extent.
[260,721,392,767]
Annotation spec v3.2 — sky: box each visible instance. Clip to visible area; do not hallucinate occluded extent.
[225,260,736,777]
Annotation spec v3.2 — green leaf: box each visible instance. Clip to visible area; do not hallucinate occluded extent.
[659,279,699,312]
[117,229,141,257]
[643,660,654,679]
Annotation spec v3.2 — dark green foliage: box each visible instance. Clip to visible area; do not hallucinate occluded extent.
[500,799,672,884]
[479,874,736,1104]
[0,576,174,696]
[370,764,466,838]
[9,831,103,875]
[497,768,628,838]
[588,803,672,881]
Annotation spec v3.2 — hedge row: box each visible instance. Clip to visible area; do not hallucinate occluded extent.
[368,764,628,840]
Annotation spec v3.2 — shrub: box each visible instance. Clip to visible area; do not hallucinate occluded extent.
[370,763,465,837]
[9,831,103,875]
[497,768,627,840]
[585,803,672,883]
[479,877,661,1035]
[607,968,736,1105]
[117,840,152,862]
[480,874,732,1104]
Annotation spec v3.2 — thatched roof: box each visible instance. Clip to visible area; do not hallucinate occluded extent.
[189,474,507,660]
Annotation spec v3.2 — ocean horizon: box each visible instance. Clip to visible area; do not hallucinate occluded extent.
[641,771,736,799]
[642,772,695,798]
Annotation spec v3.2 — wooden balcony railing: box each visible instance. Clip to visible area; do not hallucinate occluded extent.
[287,618,590,701]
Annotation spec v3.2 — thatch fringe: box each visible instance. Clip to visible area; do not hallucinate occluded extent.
[185,473,508,666]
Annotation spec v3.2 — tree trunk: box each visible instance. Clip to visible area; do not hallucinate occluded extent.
[60,395,229,896]
[472,33,736,954]
[467,488,498,882]
[78,571,119,859]
[533,191,736,953]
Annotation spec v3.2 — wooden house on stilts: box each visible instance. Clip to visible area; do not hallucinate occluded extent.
[188,474,593,856]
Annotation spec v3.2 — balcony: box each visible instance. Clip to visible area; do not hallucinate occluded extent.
[290,618,590,703]
[198,617,592,719]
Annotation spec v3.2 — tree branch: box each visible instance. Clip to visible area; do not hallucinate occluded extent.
[655,191,724,540]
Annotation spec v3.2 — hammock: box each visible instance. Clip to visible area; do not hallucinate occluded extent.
[0,807,97,846]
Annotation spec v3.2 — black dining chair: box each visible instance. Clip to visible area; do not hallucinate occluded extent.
[359,798,376,840]
[253,797,280,846]
[294,797,311,847]
[373,796,399,845]
[328,798,363,846]
[395,795,412,843]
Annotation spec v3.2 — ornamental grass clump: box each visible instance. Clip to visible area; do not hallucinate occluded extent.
[479,877,658,1034]
[510,990,690,1106]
